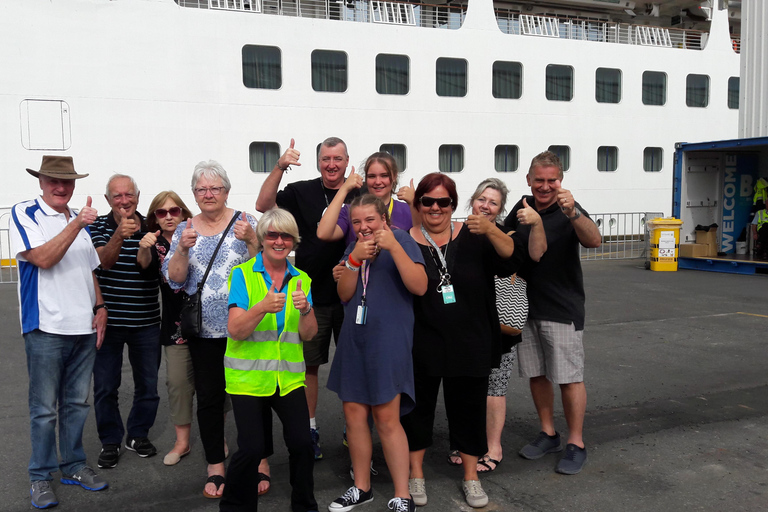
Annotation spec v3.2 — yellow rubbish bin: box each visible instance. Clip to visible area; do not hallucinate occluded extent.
[648,218,683,271]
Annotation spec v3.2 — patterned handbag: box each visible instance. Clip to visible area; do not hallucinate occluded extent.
[496,274,528,331]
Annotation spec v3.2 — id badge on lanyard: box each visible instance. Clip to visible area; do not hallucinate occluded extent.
[356,261,370,324]
[422,225,456,305]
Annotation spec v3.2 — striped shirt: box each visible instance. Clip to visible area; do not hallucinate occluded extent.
[91,212,160,328]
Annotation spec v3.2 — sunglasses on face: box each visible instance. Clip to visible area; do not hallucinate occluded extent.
[419,196,453,208]
[155,207,182,218]
[265,231,295,242]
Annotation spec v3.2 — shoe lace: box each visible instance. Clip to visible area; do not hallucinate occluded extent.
[562,445,579,462]
[387,497,409,511]
[464,480,484,496]
[33,480,52,492]
[75,466,97,479]
[341,486,361,504]
[410,479,425,494]
[532,432,553,447]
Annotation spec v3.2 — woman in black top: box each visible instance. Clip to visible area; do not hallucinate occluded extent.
[401,173,524,509]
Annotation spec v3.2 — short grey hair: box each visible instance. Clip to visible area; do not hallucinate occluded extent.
[256,208,301,248]
[320,137,348,157]
[191,160,232,192]
[105,174,140,197]
[467,178,509,216]
[528,151,564,180]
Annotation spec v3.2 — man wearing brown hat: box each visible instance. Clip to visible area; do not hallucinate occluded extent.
[10,156,109,509]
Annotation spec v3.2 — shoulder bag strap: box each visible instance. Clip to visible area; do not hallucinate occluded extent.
[195,210,242,293]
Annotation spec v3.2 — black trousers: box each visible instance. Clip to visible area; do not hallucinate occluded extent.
[400,372,489,457]
[220,388,317,512]
[188,337,228,464]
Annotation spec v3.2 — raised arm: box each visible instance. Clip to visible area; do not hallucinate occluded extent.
[137,230,160,269]
[558,188,601,248]
[22,197,97,269]
[167,218,197,283]
[317,166,361,241]
[255,138,301,212]
[515,198,547,262]
[97,210,139,269]
[465,215,515,258]
[374,225,427,296]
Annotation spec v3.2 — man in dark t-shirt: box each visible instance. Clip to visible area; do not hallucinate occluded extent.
[255,137,357,460]
[504,151,601,475]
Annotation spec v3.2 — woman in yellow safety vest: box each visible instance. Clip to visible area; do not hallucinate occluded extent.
[220,208,319,512]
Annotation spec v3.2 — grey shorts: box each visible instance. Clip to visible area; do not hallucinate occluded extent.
[517,319,584,384]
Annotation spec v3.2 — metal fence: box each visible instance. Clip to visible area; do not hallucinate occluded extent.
[0,209,18,283]
[580,212,663,261]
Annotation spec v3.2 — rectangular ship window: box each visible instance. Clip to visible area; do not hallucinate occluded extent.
[492,61,522,99]
[728,77,739,110]
[596,67,621,103]
[597,146,618,172]
[376,54,409,95]
[642,71,666,106]
[643,147,663,172]
[249,142,281,173]
[548,145,570,171]
[439,145,464,172]
[242,45,281,89]
[380,144,407,172]
[312,50,348,92]
[495,145,519,172]
[546,65,573,101]
[686,74,709,108]
[436,58,467,97]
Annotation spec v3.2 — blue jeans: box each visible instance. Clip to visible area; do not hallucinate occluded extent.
[24,329,97,482]
[93,325,160,445]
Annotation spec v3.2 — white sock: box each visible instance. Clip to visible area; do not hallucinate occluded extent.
[309,417,317,430]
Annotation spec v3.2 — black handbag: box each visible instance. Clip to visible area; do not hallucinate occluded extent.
[179,211,241,338]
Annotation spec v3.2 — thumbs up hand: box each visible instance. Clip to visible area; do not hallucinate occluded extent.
[77,196,98,228]
[263,281,287,314]
[116,206,138,239]
[555,184,576,217]
[341,166,363,193]
[396,178,415,205]
[466,214,493,235]
[351,230,377,262]
[180,217,198,249]
[374,222,396,252]
[140,230,161,249]
[277,138,301,171]
[234,212,256,244]
[516,198,542,227]
[292,279,309,314]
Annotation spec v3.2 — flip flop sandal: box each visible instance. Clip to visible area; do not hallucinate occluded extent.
[447,449,462,466]
[203,474,225,499]
[258,472,271,496]
[477,455,502,473]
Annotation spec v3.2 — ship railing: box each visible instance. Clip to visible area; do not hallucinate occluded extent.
[495,10,708,50]
[177,0,466,29]
[0,210,18,284]
[580,212,664,261]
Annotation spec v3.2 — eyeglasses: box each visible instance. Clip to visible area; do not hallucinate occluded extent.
[155,207,182,218]
[111,193,136,201]
[265,231,295,242]
[193,186,225,196]
[419,196,453,208]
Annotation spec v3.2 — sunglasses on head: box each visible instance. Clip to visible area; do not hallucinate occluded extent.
[265,231,295,242]
[155,207,182,218]
[419,196,453,208]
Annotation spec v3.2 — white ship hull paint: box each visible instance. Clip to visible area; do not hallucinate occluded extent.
[1,0,740,218]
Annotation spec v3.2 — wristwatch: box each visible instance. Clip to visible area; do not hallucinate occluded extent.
[568,208,581,220]
[93,303,108,315]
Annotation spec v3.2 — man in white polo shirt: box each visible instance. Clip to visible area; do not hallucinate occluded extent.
[10,156,109,509]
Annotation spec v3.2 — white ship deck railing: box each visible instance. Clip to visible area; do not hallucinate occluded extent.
[176,0,466,30]
[0,210,18,284]
[580,212,664,261]
[495,9,709,51]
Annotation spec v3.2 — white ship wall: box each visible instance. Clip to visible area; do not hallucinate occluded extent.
[1,0,739,219]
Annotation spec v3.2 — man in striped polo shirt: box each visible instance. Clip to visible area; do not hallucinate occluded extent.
[91,174,161,469]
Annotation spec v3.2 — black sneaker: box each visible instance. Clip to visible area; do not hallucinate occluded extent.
[519,431,563,460]
[387,497,415,512]
[328,486,374,511]
[555,443,587,475]
[125,437,158,458]
[97,444,121,469]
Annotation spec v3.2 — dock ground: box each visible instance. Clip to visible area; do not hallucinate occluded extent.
[0,259,766,511]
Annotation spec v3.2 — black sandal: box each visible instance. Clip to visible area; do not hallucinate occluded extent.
[258,472,271,496]
[447,449,462,466]
[203,474,226,499]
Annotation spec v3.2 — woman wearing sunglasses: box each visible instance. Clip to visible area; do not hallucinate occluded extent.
[221,208,319,512]
[326,194,426,512]
[317,152,414,246]
[400,173,525,509]
[138,192,201,466]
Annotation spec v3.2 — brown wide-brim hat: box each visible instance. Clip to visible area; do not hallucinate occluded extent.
[27,155,89,180]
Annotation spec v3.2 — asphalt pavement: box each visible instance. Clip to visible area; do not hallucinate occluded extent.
[0,259,766,511]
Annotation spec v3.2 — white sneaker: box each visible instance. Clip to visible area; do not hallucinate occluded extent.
[408,478,427,506]
[462,479,488,508]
